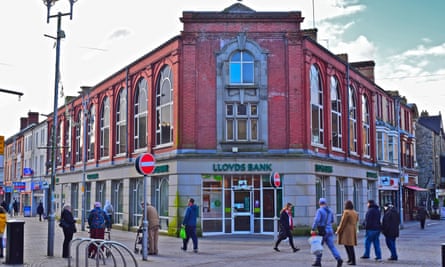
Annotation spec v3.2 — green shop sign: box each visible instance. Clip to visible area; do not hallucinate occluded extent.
[212,163,272,172]
[366,172,378,178]
[315,164,333,173]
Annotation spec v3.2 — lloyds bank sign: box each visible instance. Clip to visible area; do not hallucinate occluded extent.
[212,162,272,172]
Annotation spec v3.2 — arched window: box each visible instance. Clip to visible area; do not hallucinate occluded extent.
[362,94,370,156]
[57,120,63,166]
[349,86,357,153]
[311,64,324,145]
[229,51,254,84]
[87,105,95,160]
[100,97,110,158]
[331,76,342,149]
[115,88,127,155]
[75,111,81,163]
[134,79,147,150]
[156,66,173,146]
[65,117,71,165]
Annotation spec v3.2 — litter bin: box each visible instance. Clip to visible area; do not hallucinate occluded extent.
[23,206,31,217]
[6,220,25,265]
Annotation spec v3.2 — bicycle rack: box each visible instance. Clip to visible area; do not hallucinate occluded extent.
[68,237,138,267]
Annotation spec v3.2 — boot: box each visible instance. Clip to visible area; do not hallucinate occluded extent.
[312,262,321,267]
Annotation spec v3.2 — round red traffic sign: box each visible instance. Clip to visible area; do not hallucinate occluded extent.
[270,172,281,188]
[135,153,156,175]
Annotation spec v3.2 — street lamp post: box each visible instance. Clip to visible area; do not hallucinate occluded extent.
[42,0,77,257]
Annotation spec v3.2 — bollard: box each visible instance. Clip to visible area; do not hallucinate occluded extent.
[442,243,445,267]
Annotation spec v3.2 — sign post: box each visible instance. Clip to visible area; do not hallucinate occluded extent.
[270,172,281,241]
[135,153,156,261]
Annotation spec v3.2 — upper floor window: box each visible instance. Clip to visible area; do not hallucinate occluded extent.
[65,118,71,164]
[87,105,96,161]
[134,78,147,150]
[225,102,258,141]
[349,86,357,153]
[311,64,324,145]
[229,51,254,84]
[100,97,110,158]
[330,76,342,150]
[362,95,370,156]
[116,88,127,155]
[57,120,63,166]
[75,111,81,163]
[156,66,173,146]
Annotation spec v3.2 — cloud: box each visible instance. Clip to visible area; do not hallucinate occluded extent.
[330,35,376,62]
[108,28,131,41]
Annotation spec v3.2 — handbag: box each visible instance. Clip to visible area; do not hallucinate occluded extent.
[180,226,187,239]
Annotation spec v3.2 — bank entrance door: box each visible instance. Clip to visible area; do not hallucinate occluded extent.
[232,189,253,233]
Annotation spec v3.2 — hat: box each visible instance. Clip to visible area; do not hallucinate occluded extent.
[319,198,327,205]
[94,202,102,208]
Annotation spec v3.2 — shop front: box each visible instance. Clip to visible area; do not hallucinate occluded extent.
[201,163,281,235]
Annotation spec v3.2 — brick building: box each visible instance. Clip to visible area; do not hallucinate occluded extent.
[4,3,419,235]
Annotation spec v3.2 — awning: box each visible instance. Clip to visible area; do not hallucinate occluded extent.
[404,185,429,192]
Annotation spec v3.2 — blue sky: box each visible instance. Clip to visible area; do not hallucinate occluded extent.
[0,0,444,138]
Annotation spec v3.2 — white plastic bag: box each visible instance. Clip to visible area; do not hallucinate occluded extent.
[308,235,323,255]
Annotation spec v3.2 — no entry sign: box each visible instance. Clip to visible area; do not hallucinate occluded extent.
[135,153,156,175]
[270,172,281,188]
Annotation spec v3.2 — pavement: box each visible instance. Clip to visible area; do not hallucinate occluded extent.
[1,215,444,266]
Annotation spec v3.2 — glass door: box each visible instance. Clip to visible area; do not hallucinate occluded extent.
[232,189,252,233]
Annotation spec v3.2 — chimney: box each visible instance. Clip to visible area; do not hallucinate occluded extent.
[302,28,317,42]
[28,111,39,125]
[20,117,28,130]
[336,53,348,63]
[350,60,375,82]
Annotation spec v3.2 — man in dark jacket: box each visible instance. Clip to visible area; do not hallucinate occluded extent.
[181,198,199,253]
[382,203,400,261]
[361,200,382,261]
[417,206,429,229]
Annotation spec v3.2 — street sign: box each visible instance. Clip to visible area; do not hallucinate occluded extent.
[135,153,156,175]
[270,172,281,188]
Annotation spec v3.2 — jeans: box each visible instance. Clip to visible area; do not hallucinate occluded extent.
[315,231,342,262]
[363,229,382,259]
[385,236,398,259]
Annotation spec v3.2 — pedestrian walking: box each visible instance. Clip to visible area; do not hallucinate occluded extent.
[311,198,343,267]
[104,200,114,226]
[60,204,76,258]
[360,199,382,261]
[87,202,111,258]
[417,206,429,229]
[12,199,18,216]
[382,203,400,261]
[141,202,160,255]
[37,201,44,221]
[336,200,359,265]
[0,206,7,258]
[273,202,300,252]
[181,198,199,253]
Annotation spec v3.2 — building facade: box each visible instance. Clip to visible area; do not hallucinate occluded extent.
[3,3,419,235]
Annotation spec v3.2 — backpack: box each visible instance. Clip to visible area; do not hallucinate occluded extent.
[90,209,106,229]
